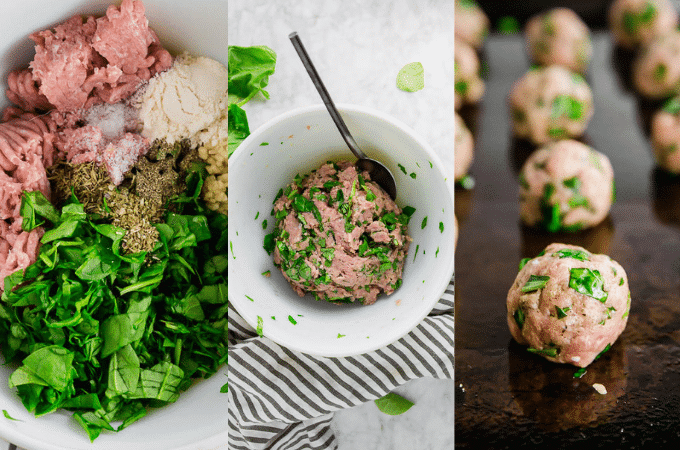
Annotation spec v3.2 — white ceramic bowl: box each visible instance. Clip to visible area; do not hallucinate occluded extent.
[228,104,455,357]
[0,1,227,449]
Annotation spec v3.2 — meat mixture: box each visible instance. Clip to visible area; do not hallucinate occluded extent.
[455,0,489,50]
[609,0,679,49]
[454,112,474,181]
[266,161,412,306]
[507,243,631,368]
[509,65,594,145]
[525,7,592,74]
[519,140,615,232]
[651,96,680,173]
[454,38,485,111]
[633,30,680,99]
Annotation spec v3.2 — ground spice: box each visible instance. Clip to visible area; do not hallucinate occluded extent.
[47,161,111,213]
[47,138,202,255]
[103,185,160,254]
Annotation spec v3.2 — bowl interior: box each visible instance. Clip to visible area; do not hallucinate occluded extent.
[0,1,228,448]
[228,104,455,357]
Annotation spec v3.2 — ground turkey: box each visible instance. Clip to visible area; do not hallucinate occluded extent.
[519,140,614,232]
[509,65,593,145]
[266,160,412,305]
[609,0,678,49]
[525,8,592,74]
[454,113,474,181]
[507,243,631,368]
[454,38,485,111]
[454,0,489,50]
[633,30,680,99]
[651,96,680,173]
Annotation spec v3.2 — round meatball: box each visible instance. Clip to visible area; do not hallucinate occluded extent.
[651,97,680,173]
[455,0,489,50]
[609,0,679,49]
[633,31,680,99]
[525,8,593,74]
[519,140,614,232]
[509,66,594,145]
[454,113,474,181]
[507,243,631,368]
[455,38,485,110]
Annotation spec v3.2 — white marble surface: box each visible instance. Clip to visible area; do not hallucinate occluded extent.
[228,0,456,190]
[228,1,455,448]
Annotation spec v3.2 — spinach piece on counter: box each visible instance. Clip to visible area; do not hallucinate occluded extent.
[228,45,277,105]
[396,62,424,92]
[374,392,414,416]
[227,45,277,157]
[569,268,608,303]
[3,187,227,441]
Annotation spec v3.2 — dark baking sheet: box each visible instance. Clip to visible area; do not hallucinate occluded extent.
[454,23,680,450]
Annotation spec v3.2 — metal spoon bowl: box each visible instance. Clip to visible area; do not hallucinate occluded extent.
[289,31,397,200]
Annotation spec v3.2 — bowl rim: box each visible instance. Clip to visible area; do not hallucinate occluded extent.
[228,102,456,357]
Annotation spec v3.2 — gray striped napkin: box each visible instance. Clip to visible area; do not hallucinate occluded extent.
[228,277,455,450]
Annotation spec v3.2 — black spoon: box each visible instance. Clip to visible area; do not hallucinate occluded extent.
[289,31,398,200]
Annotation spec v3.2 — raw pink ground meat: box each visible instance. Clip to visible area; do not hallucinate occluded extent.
[1,0,171,291]
[93,0,155,75]
[8,0,172,113]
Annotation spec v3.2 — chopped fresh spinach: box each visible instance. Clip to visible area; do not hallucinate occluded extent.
[569,268,608,302]
[527,347,558,358]
[521,275,550,293]
[552,248,590,261]
[555,305,570,319]
[396,62,425,92]
[513,308,525,329]
[4,179,227,440]
[374,392,414,415]
[519,257,531,271]
[228,45,277,157]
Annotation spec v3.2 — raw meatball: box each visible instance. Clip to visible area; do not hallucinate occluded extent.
[509,66,594,145]
[633,30,680,99]
[507,243,631,368]
[266,161,412,306]
[525,8,593,74]
[455,0,489,50]
[609,0,679,49]
[519,140,614,232]
[650,96,680,173]
[454,113,474,181]
[455,38,485,110]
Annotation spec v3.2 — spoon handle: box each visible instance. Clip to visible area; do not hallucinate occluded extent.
[289,31,366,160]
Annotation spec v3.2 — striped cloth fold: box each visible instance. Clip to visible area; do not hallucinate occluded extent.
[228,277,455,450]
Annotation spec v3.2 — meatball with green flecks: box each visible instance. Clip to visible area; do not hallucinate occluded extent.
[650,96,680,173]
[609,0,678,49]
[507,243,630,368]
[519,140,614,232]
[454,38,485,110]
[455,0,489,50]
[454,113,474,181]
[633,30,680,99]
[525,8,592,74]
[509,66,593,145]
